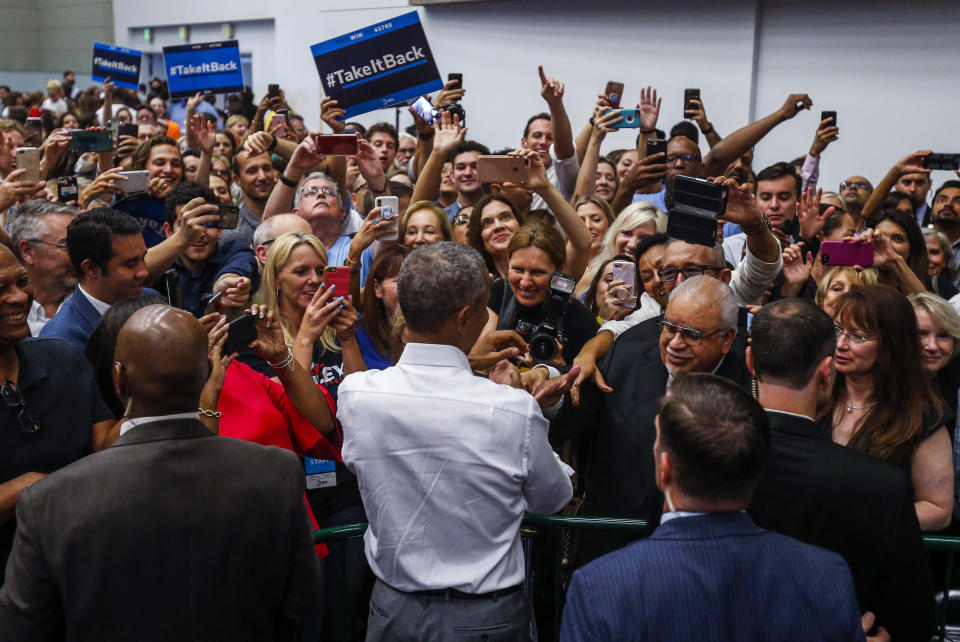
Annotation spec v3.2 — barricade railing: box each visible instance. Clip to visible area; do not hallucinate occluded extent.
[314,516,960,642]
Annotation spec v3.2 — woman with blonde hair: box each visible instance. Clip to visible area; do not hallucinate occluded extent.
[910,292,960,420]
[815,266,879,318]
[398,200,453,248]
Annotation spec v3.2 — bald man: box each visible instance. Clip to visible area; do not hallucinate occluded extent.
[0,305,321,640]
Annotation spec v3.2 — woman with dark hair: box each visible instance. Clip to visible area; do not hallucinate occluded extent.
[583,254,637,321]
[478,222,599,366]
[213,129,237,159]
[831,285,953,530]
[467,193,523,278]
[356,244,413,369]
[872,208,957,297]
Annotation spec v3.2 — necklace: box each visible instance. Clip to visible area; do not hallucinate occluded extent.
[845,402,875,413]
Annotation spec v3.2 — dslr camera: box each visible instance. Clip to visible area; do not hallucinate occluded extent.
[515,272,575,364]
[440,102,465,126]
[666,175,729,247]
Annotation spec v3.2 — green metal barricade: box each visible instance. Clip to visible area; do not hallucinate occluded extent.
[314,516,960,642]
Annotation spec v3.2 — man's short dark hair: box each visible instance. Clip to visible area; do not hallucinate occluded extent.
[0,85,10,92]
[755,162,801,197]
[447,140,490,165]
[934,180,960,202]
[181,149,201,160]
[635,233,670,263]
[751,299,837,389]
[367,122,398,146]
[657,373,769,504]
[164,182,217,226]
[131,135,180,171]
[67,208,143,276]
[669,121,699,145]
[523,113,551,139]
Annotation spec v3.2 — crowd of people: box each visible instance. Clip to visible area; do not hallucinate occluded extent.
[0,60,958,641]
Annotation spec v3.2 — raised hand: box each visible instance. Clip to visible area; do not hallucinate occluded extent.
[287,133,325,176]
[716,178,763,228]
[243,131,275,155]
[684,97,710,130]
[431,109,466,156]
[622,152,667,193]
[77,167,127,207]
[330,295,359,341]
[538,65,564,106]
[320,97,346,133]
[797,187,834,240]
[433,78,465,108]
[146,176,174,200]
[0,168,45,210]
[781,242,814,289]
[188,113,216,153]
[809,117,839,158]
[467,330,528,372]
[508,148,549,193]
[173,197,219,247]
[297,284,343,343]
[220,277,252,311]
[638,86,662,132]
[893,150,932,177]
[248,305,288,364]
[591,104,622,142]
[533,366,582,409]
[778,93,813,120]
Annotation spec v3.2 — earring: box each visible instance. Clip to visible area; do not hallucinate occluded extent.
[276,288,280,300]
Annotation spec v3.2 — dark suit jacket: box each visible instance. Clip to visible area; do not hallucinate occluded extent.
[0,418,321,642]
[749,410,934,641]
[560,512,865,642]
[552,314,751,565]
[38,285,161,349]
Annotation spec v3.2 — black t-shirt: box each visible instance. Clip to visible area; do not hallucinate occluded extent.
[488,278,599,365]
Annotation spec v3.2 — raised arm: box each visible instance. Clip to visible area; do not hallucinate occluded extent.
[861,150,931,223]
[410,110,465,204]
[684,96,721,148]
[635,85,663,158]
[262,133,326,220]
[702,93,812,179]
[186,114,215,187]
[539,66,574,161]
[571,103,620,203]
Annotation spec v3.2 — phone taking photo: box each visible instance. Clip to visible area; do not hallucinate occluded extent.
[684,88,701,116]
[375,196,399,241]
[819,241,874,267]
[611,260,636,309]
[646,138,667,158]
[314,134,359,156]
[224,313,258,355]
[324,266,351,295]
[57,176,78,202]
[821,111,837,127]
[477,155,530,183]
[15,148,40,182]
[604,81,624,109]
[447,73,463,91]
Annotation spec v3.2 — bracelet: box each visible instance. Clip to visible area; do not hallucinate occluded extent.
[638,127,655,134]
[418,131,433,140]
[740,210,773,236]
[268,346,296,371]
[197,408,222,418]
[278,173,297,188]
[701,122,714,135]
[266,134,278,152]
[344,256,359,267]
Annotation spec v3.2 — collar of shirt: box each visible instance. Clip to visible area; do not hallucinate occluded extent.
[119,412,197,436]
[28,297,65,324]
[78,283,112,317]
[397,342,471,372]
[661,509,745,525]
[765,408,815,422]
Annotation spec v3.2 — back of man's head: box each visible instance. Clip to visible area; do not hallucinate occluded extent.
[669,121,699,146]
[114,305,209,413]
[164,181,216,226]
[750,298,836,389]
[398,242,487,334]
[657,372,770,504]
[66,208,142,277]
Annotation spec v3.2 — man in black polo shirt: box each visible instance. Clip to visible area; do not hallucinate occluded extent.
[162,182,258,317]
[0,245,114,586]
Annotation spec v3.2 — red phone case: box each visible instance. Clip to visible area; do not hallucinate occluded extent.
[324,266,351,294]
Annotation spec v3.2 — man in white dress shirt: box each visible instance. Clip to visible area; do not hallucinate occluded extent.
[339,241,573,641]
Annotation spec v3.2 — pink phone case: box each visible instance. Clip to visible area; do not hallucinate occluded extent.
[819,241,874,267]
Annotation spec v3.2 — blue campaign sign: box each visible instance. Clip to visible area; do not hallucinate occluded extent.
[163,40,244,100]
[311,11,443,119]
[91,42,142,91]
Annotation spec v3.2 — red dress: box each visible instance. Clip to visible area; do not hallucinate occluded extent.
[218,360,342,557]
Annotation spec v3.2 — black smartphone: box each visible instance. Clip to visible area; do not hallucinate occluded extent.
[69,130,112,153]
[267,84,280,98]
[666,175,729,247]
[923,153,960,171]
[204,291,223,315]
[447,73,462,91]
[57,176,78,202]
[646,138,667,158]
[224,313,258,354]
[216,204,240,229]
[821,111,837,128]
[163,268,182,309]
[684,88,700,116]
[118,123,139,139]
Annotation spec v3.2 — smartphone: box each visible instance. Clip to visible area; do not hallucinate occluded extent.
[684,88,701,116]
[267,83,280,98]
[604,81,625,109]
[215,204,240,230]
[25,117,42,144]
[108,120,120,141]
[224,313,258,354]
[272,109,287,136]
[204,291,223,315]
[646,138,667,158]
[611,260,636,309]
[375,196,400,241]
[923,153,960,171]
[666,175,729,247]
[15,148,40,182]
[163,268,182,309]
[821,111,837,128]
[69,130,112,153]
[410,96,439,125]
[447,73,463,91]
[607,108,642,129]
[477,155,530,183]
[57,176,78,202]
[313,134,359,156]
[324,266,352,295]
[118,123,139,139]
[819,241,874,267]
[118,170,149,193]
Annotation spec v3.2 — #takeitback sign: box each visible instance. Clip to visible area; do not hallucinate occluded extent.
[163,40,244,100]
[311,11,443,119]
[91,42,142,91]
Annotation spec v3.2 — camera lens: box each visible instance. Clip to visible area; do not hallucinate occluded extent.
[529,333,557,363]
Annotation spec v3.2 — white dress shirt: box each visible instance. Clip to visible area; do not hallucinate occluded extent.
[338,342,572,593]
[27,297,66,337]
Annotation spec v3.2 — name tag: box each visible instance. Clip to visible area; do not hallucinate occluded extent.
[304,457,336,490]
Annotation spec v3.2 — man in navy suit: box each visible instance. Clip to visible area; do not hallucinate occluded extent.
[560,373,868,642]
[40,208,157,350]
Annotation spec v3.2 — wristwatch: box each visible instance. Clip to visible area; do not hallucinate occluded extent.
[741,210,772,236]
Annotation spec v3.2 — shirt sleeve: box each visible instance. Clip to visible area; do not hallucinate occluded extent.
[260,374,342,460]
[729,242,783,306]
[800,154,820,194]
[599,294,660,341]
[551,152,580,200]
[215,243,259,285]
[522,397,573,514]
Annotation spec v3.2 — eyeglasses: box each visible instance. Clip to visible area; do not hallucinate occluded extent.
[1,380,40,435]
[302,185,335,199]
[659,320,723,346]
[453,214,470,226]
[834,325,876,345]
[27,239,67,250]
[657,265,720,283]
[665,153,701,164]
[840,181,870,191]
